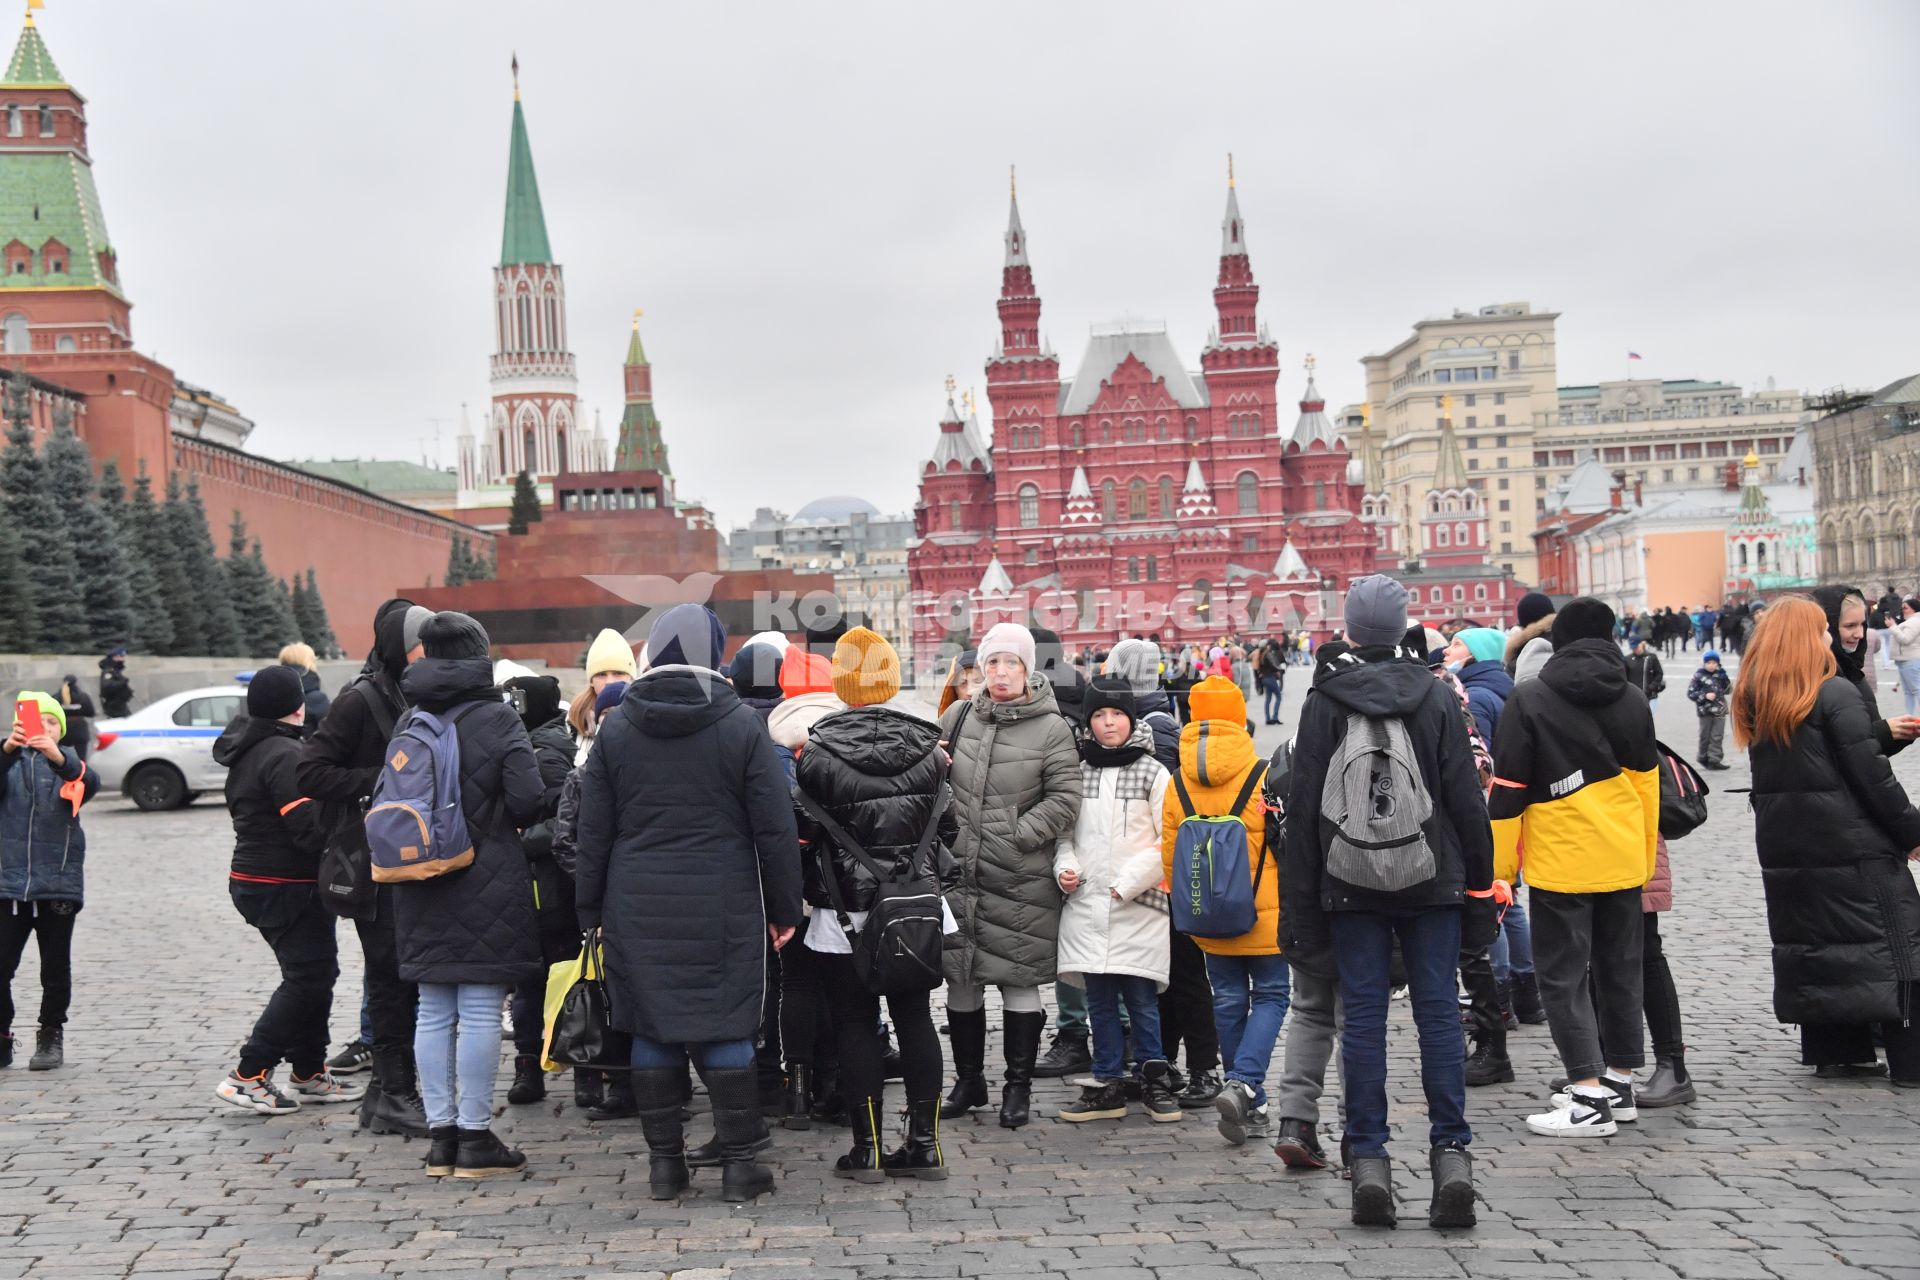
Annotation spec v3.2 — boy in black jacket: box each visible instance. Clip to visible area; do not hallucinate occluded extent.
[215,665,355,1115]
[1283,576,1498,1230]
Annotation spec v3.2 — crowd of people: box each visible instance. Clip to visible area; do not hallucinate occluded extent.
[4,574,1919,1228]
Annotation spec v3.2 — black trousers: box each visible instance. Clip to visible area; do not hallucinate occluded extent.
[757,945,784,1087]
[1159,930,1220,1072]
[818,949,942,1120]
[1459,944,1501,1035]
[1641,914,1684,1060]
[1531,886,1645,1079]
[230,882,338,1077]
[1801,983,1920,1082]
[351,884,416,1052]
[511,980,544,1058]
[779,937,838,1069]
[0,899,79,1030]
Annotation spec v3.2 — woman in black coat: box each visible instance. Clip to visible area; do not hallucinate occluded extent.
[1811,585,1920,758]
[1735,596,1920,1087]
[794,628,958,1183]
[392,613,546,1178]
[573,604,804,1203]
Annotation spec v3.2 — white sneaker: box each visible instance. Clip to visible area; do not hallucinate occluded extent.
[216,1071,301,1115]
[1549,1076,1637,1123]
[1527,1089,1617,1138]
[288,1069,366,1104]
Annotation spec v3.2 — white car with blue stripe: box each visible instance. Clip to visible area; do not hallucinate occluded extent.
[90,684,250,811]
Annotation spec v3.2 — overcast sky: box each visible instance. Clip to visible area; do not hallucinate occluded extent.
[44,1,1920,530]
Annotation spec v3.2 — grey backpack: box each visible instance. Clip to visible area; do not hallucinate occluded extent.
[1321,712,1437,893]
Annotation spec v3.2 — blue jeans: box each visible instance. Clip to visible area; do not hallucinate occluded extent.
[1489,883,1536,983]
[1084,974,1163,1081]
[358,983,373,1046]
[629,1033,756,1073]
[1204,952,1291,1107]
[1898,660,1920,717]
[1330,909,1470,1159]
[1055,979,1089,1033]
[415,982,510,1130]
[1259,675,1283,723]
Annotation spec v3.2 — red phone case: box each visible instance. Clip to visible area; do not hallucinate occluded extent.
[15,698,44,741]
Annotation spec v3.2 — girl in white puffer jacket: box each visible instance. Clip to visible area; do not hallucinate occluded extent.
[1052,677,1178,1124]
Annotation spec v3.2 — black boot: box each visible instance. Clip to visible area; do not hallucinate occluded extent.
[359,1045,428,1138]
[0,1032,13,1069]
[633,1067,689,1200]
[1511,972,1547,1025]
[687,1121,770,1169]
[810,1065,848,1127]
[1033,1026,1091,1079]
[998,1010,1046,1130]
[573,1067,605,1111]
[453,1128,527,1180]
[1428,1144,1475,1229]
[1464,1029,1514,1086]
[507,1054,545,1105]
[782,1063,813,1131]
[883,1098,948,1181]
[587,1071,638,1120]
[27,1026,62,1071]
[1638,1053,1697,1107]
[1496,979,1518,1032]
[940,1009,989,1119]
[709,1067,776,1203]
[833,1094,886,1184]
[424,1126,459,1177]
[1350,1155,1396,1227]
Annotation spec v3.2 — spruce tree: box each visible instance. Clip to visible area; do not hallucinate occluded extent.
[507,470,542,534]
[302,568,338,658]
[0,379,43,649]
[445,535,470,588]
[98,461,172,654]
[224,511,275,656]
[165,475,242,655]
[1,375,86,652]
[471,537,496,581]
[125,469,181,655]
[257,542,299,656]
[0,511,35,653]
[290,571,313,643]
[45,407,133,653]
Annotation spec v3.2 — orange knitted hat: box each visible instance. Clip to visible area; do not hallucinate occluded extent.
[1187,674,1246,726]
[831,627,902,708]
[779,646,836,698]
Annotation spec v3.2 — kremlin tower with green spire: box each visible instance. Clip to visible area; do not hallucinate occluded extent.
[616,310,669,474]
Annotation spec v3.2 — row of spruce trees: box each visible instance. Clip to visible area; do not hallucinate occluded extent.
[0,371,338,660]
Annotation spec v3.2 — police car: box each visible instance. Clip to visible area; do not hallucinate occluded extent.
[90,682,250,811]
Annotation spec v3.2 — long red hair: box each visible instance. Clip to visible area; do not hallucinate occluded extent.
[1732,595,1836,750]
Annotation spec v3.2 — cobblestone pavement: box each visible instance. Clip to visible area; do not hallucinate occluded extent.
[3,651,1918,1280]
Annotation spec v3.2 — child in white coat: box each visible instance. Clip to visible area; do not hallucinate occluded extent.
[1053,677,1179,1123]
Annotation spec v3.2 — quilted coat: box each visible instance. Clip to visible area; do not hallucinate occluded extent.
[391,657,546,986]
[1642,836,1674,914]
[0,743,98,904]
[574,666,804,1044]
[1054,722,1172,989]
[937,676,1083,990]
[1750,677,1920,1026]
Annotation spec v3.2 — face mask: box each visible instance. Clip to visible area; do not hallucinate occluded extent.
[1444,660,1465,674]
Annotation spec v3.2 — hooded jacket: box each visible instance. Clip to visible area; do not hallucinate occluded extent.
[938,675,1083,989]
[1504,615,1554,678]
[795,706,959,918]
[573,666,804,1044]
[768,647,843,750]
[389,657,546,986]
[1282,654,1493,941]
[1058,720,1171,986]
[0,742,97,903]
[1687,665,1731,717]
[1812,584,1908,758]
[1454,659,1514,754]
[1489,639,1659,895]
[296,598,414,812]
[1161,677,1279,957]
[97,657,132,719]
[217,717,326,882]
[296,668,330,739]
[1750,677,1920,1026]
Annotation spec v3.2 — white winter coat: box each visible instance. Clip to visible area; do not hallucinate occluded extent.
[1889,612,1920,663]
[1052,725,1173,990]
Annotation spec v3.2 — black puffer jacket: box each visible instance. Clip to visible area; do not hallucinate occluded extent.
[795,707,959,916]
[390,657,545,986]
[1812,584,1909,759]
[1751,677,1920,1026]
[297,668,331,739]
[574,667,804,1044]
[1135,690,1181,774]
[521,713,579,964]
[217,717,326,881]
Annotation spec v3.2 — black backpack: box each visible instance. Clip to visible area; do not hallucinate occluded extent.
[317,674,401,919]
[1655,739,1710,840]
[796,757,950,997]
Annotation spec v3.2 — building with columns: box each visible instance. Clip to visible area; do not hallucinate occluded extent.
[906,172,1374,662]
[1809,375,1920,591]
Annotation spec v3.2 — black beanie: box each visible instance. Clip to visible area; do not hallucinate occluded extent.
[1551,597,1617,647]
[728,642,785,701]
[504,674,562,731]
[1517,591,1555,629]
[419,611,491,661]
[1081,674,1137,731]
[247,664,305,720]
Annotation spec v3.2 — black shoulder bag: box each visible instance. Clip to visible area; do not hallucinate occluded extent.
[796,757,950,996]
[318,675,401,919]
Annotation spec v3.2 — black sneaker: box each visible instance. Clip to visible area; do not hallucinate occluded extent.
[1215,1080,1258,1146]
[1428,1144,1475,1229]
[453,1128,527,1179]
[327,1039,373,1076]
[1057,1081,1127,1123]
[1140,1061,1182,1124]
[1178,1067,1223,1107]
[1272,1117,1329,1170]
[1032,1029,1091,1079]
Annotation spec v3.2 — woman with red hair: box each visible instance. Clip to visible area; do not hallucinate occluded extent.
[1736,595,1920,1087]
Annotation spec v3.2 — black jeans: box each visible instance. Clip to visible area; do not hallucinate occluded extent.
[779,937,838,1068]
[230,882,339,1078]
[0,899,79,1030]
[1801,984,1920,1081]
[1641,913,1684,1060]
[818,950,942,1119]
[511,980,544,1058]
[1531,886,1646,1080]
[1159,929,1220,1072]
[352,884,417,1052]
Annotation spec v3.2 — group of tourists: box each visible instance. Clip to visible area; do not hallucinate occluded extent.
[5,570,1919,1230]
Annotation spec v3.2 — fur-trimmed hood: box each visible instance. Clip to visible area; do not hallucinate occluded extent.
[1504,614,1555,676]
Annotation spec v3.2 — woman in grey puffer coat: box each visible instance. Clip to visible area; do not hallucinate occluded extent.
[936,623,1083,1129]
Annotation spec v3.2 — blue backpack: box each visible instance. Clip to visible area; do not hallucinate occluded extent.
[1168,762,1269,939]
[365,705,480,883]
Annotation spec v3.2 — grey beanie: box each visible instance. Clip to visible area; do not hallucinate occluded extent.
[1104,637,1163,696]
[1345,574,1411,648]
[401,605,434,654]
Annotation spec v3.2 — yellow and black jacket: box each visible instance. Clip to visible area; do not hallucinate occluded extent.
[1489,639,1660,894]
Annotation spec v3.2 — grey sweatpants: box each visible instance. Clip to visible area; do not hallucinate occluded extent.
[1697,713,1726,767]
[1274,961,1343,1125]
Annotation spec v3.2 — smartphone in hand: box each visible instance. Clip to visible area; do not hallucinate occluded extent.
[14,697,45,743]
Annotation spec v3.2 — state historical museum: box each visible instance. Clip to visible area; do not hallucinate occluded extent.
[908,172,1375,664]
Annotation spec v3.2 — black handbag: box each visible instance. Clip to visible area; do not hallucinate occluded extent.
[1655,739,1710,840]
[796,758,950,997]
[548,934,624,1069]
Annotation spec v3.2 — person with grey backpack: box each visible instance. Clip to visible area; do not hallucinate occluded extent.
[1283,576,1499,1230]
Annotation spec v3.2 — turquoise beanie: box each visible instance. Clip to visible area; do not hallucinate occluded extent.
[1458,627,1506,665]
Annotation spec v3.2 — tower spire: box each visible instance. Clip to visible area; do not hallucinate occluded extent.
[1004,165,1028,268]
[995,167,1042,359]
[1432,397,1470,492]
[616,309,668,474]
[1208,162,1261,348]
[499,61,551,266]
